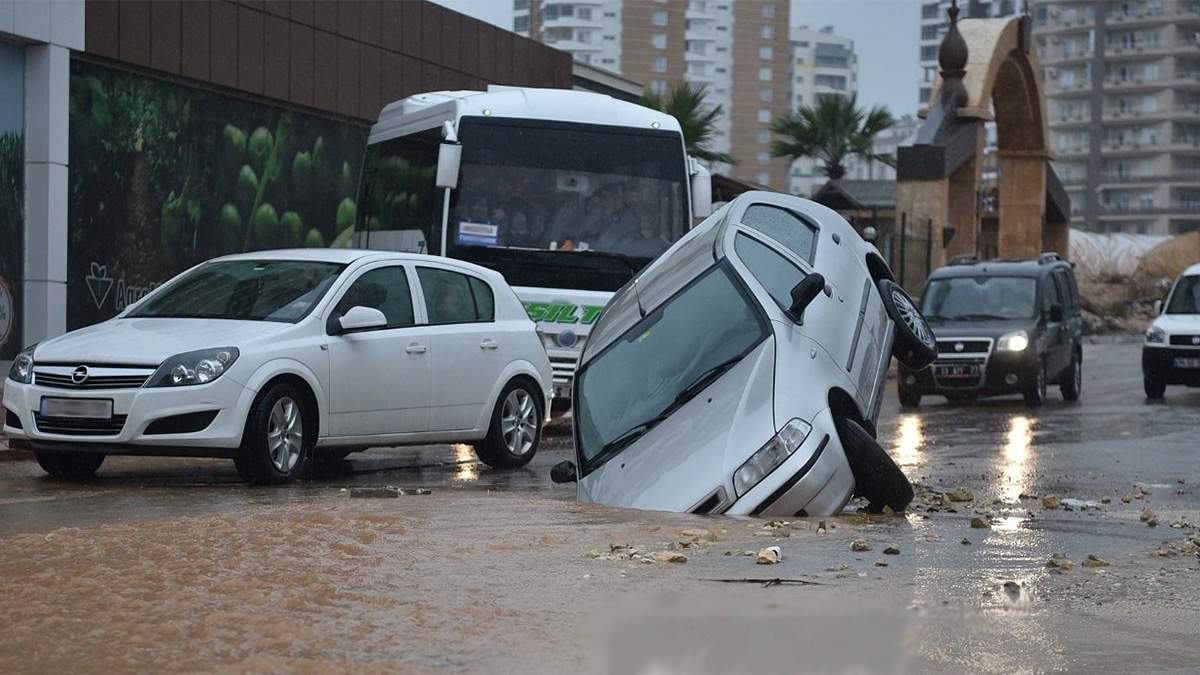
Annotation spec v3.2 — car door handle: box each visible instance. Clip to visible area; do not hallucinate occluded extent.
[480,339,499,350]
[406,343,427,354]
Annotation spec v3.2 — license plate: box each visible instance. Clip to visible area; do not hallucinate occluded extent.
[1174,357,1200,369]
[40,397,113,419]
[934,363,979,378]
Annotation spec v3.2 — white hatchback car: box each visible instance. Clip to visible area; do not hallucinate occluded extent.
[1143,262,1200,399]
[3,250,553,483]
[552,192,935,516]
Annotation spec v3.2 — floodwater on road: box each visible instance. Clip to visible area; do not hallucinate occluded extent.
[1,340,1199,673]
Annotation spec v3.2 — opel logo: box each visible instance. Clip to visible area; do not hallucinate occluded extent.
[71,366,89,385]
[954,342,964,352]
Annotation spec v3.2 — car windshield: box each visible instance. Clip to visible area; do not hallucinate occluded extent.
[1166,275,1200,315]
[574,264,768,467]
[128,260,345,323]
[921,276,1037,321]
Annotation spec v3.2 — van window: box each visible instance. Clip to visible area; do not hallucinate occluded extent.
[1042,274,1061,313]
[1166,275,1200,314]
[740,204,818,263]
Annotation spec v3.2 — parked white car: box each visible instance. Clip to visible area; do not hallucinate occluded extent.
[1143,262,1200,399]
[551,192,936,516]
[3,250,553,483]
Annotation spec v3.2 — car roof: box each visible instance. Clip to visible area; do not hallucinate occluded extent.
[209,249,499,277]
[1184,262,1200,277]
[930,259,1062,279]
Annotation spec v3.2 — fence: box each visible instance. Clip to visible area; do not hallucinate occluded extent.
[878,213,934,294]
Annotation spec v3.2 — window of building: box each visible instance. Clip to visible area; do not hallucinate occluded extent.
[514,15,529,32]
[759,87,774,102]
[757,152,770,165]
[652,33,667,49]
[758,67,773,81]
[757,129,771,143]
[650,80,667,95]
[759,46,773,60]
[652,56,667,73]
[577,30,592,44]
[578,6,592,20]
[922,24,941,40]
[758,109,771,123]
[922,2,940,19]
[756,171,771,185]
[653,10,668,26]
[761,24,774,40]
[762,3,776,18]
[815,74,847,90]
[514,0,529,9]
[920,45,938,60]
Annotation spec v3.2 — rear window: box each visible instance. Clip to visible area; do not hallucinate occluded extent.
[740,204,818,263]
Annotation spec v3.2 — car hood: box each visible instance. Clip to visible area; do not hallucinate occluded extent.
[578,338,777,512]
[1153,314,1200,332]
[926,318,1033,339]
[33,318,294,366]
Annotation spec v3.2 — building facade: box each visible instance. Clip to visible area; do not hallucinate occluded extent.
[788,24,859,196]
[0,0,571,367]
[1034,0,1200,234]
[516,0,800,191]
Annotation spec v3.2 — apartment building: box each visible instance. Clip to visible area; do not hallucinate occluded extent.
[1035,0,1200,234]
[515,0,797,190]
[788,24,859,196]
[919,0,1022,105]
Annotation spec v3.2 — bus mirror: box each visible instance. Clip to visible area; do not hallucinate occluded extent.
[436,142,461,189]
[690,167,712,219]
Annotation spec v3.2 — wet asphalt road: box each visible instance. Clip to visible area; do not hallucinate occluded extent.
[2,339,1199,673]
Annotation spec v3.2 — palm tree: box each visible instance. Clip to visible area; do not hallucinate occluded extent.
[641,82,736,165]
[771,94,895,180]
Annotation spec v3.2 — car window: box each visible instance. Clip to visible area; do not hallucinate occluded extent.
[334,266,415,328]
[575,264,769,468]
[1166,275,1200,314]
[740,204,818,263]
[418,267,489,324]
[1042,273,1061,313]
[468,276,495,322]
[1053,270,1076,314]
[1064,272,1080,314]
[734,232,807,312]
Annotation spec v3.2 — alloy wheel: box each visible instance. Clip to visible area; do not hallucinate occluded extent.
[892,288,935,350]
[267,397,304,473]
[501,389,537,456]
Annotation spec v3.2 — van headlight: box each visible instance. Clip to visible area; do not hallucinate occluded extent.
[997,330,1029,352]
[146,348,240,387]
[1145,325,1166,345]
[733,418,813,498]
[6,344,36,384]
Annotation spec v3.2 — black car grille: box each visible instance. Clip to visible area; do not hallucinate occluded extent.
[34,371,150,390]
[935,339,991,354]
[1168,335,1200,347]
[33,415,127,436]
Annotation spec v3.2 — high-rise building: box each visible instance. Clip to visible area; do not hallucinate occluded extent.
[1034,0,1200,235]
[515,0,798,191]
[788,25,859,196]
[919,0,1022,105]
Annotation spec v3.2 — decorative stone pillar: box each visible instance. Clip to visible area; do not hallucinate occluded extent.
[997,151,1048,259]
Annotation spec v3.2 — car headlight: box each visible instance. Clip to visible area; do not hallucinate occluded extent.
[1145,325,1166,345]
[997,330,1029,352]
[6,344,37,384]
[733,418,813,498]
[145,347,240,387]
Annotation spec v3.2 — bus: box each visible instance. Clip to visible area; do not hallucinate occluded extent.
[353,86,711,410]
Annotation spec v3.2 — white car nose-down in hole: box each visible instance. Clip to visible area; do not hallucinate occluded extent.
[3,249,553,484]
[550,192,938,517]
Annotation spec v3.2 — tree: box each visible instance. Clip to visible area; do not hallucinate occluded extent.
[770,93,895,180]
[641,82,736,165]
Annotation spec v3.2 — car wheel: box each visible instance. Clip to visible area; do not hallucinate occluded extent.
[1023,361,1047,407]
[1144,377,1166,400]
[234,383,313,484]
[836,416,914,512]
[878,280,937,371]
[898,388,921,408]
[475,379,542,469]
[34,450,105,480]
[1061,351,1082,402]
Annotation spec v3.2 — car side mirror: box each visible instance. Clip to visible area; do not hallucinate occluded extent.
[334,306,388,335]
[1154,299,1163,315]
[787,273,826,322]
[1048,303,1064,322]
[550,460,577,484]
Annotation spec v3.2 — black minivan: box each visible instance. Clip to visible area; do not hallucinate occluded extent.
[898,253,1083,407]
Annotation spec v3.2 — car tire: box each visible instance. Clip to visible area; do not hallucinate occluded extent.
[878,279,937,371]
[836,416,914,512]
[475,379,542,469]
[1144,377,1166,400]
[898,388,921,408]
[234,382,313,484]
[34,450,105,480]
[1061,351,1082,402]
[1023,361,1047,408]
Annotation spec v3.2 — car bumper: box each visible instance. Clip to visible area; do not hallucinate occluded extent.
[725,408,855,518]
[899,348,1039,397]
[2,376,255,456]
[1142,345,1200,385]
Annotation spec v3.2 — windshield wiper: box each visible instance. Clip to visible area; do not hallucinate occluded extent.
[947,313,1012,321]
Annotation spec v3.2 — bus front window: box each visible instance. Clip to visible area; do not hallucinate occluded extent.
[355,127,442,255]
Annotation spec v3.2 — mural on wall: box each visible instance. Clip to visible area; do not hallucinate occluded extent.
[67,61,368,329]
[0,43,25,359]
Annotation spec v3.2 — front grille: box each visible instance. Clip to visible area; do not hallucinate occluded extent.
[549,355,578,383]
[935,339,992,355]
[932,355,988,388]
[33,364,154,390]
[33,414,127,436]
[1169,334,1200,347]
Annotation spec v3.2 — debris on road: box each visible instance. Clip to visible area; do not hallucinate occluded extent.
[850,540,872,552]
[1046,553,1075,572]
[961,537,972,545]
[1141,508,1159,527]
[709,578,822,588]
[653,551,688,564]
[1061,498,1101,511]
[1042,495,1062,510]
[1082,553,1110,568]
[883,544,901,555]
[945,487,975,502]
[874,560,889,567]
[349,487,399,499]
[756,546,782,565]
[1002,581,1022,600]
[970,516,991,529]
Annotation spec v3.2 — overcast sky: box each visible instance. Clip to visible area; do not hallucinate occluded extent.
[431,0,922,116]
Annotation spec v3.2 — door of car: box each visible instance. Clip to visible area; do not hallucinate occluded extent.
[1053,267,1082,361]
[415,265,505,431]
[1040,272,1069,377]
[325,264,432,436]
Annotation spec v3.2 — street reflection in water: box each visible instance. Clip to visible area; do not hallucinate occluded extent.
[453,444,479,482]
[998,416,1034,504]
[892,414,924,468]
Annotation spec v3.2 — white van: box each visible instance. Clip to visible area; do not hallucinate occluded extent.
[1143,262,1200,399]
